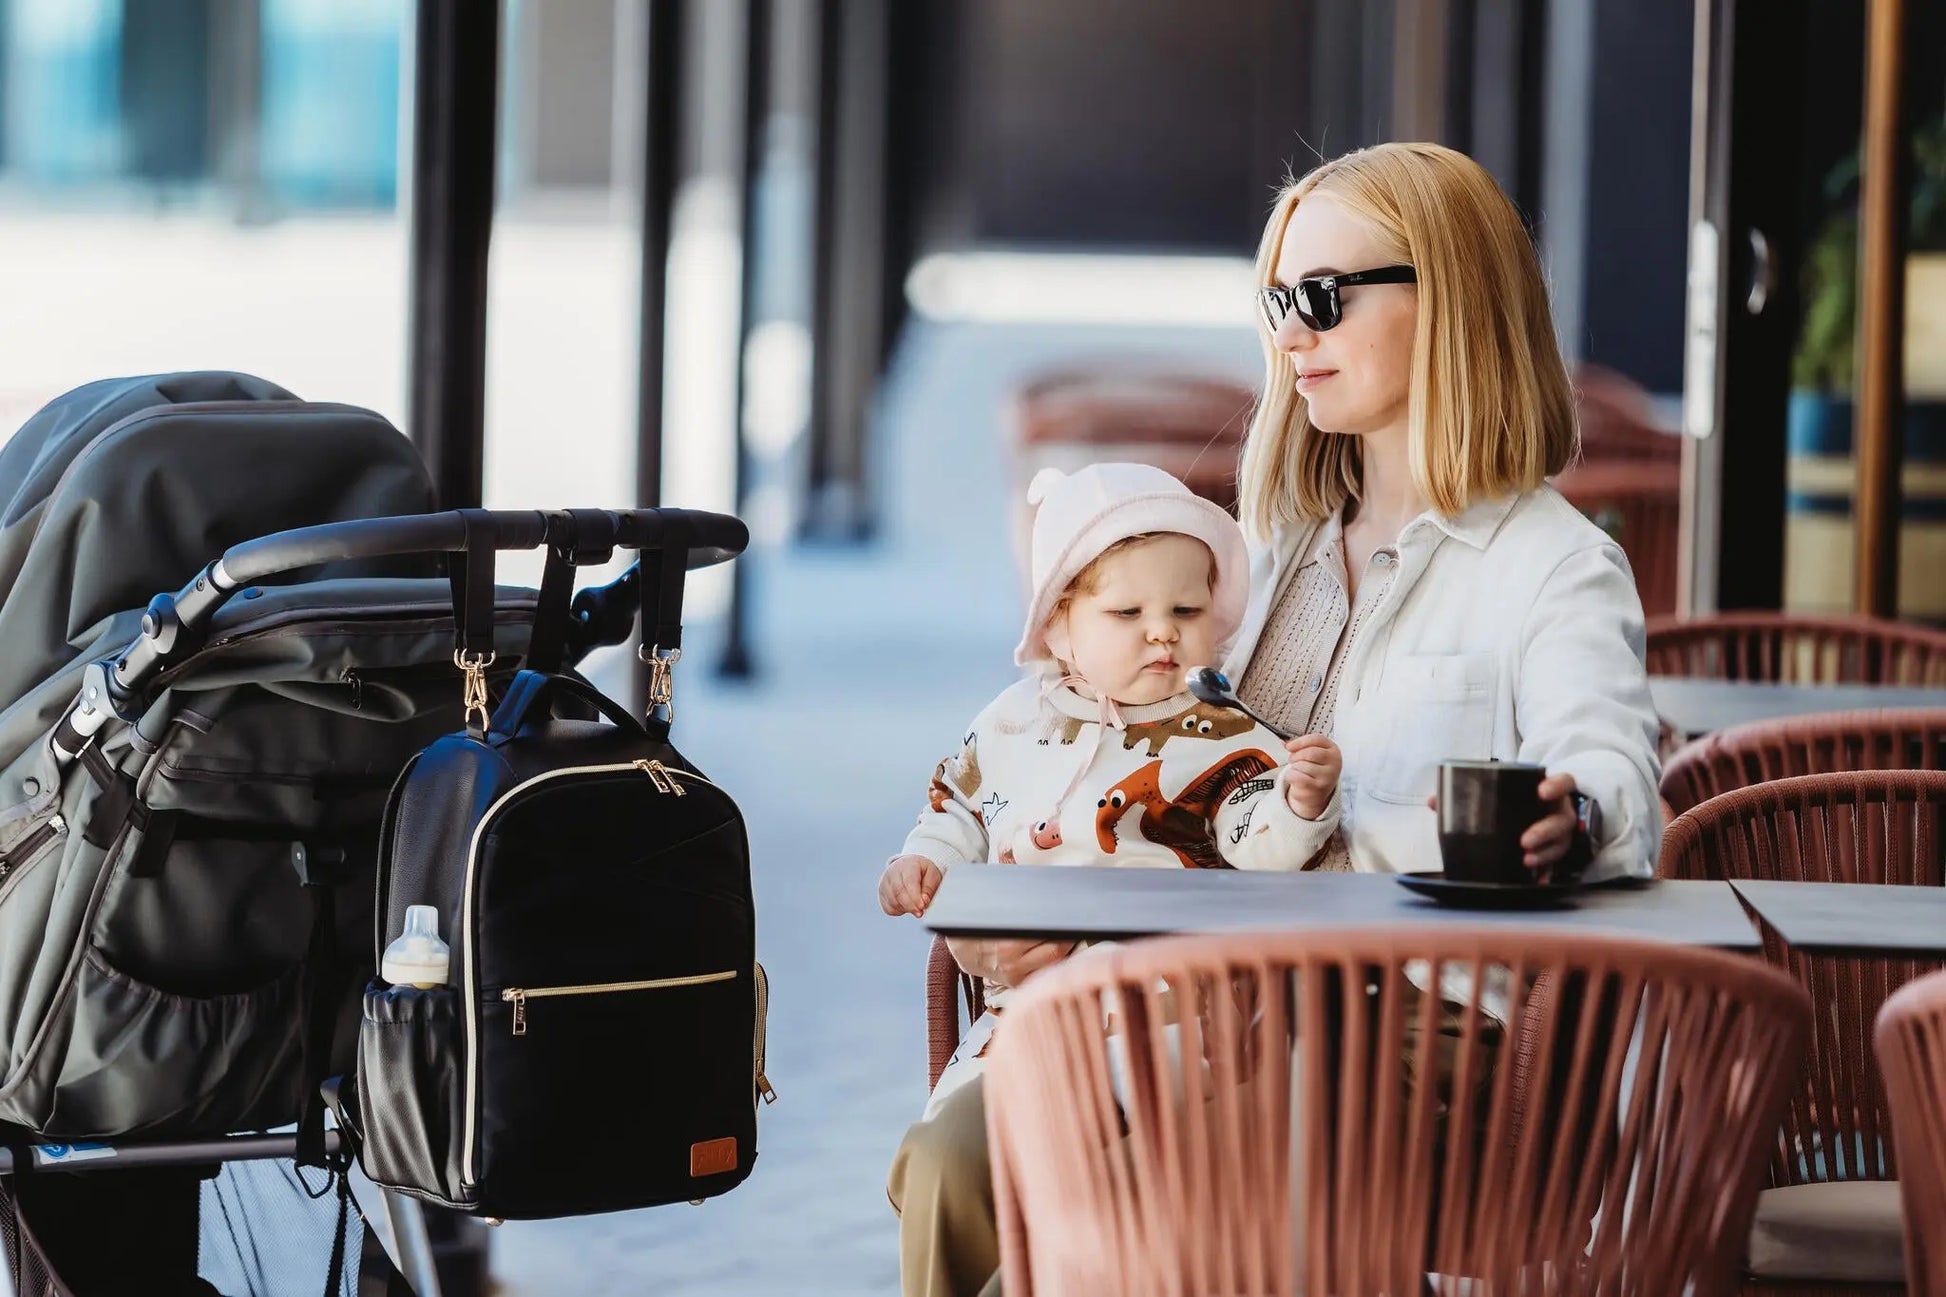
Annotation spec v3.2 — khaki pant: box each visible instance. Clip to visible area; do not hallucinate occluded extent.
[885,985,1503,1297]
[887,1073,1004,1297]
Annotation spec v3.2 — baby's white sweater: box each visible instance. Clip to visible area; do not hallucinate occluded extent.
[905,678,1339,1115]
[903,677,1338,875]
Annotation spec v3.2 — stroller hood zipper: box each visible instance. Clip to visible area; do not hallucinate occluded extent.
[0,815,66,900]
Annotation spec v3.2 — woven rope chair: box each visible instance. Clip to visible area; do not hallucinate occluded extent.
[1661,708,1946,817]
[1646,613,1946,687]
[1874,969,1946,1295]
[927,934,985,1090]
[1554,459,1681,619]
[986,927,1810,1297]
[1662,770,1946,1293]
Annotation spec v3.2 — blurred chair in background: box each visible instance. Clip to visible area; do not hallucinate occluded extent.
[1661,708,1946,816]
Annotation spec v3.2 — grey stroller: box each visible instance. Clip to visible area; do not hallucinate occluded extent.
[0,374,744,1295]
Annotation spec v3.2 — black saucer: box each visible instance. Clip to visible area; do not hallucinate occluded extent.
[1395,870,1580,910]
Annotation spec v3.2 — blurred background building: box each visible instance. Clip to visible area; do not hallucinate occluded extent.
[0,1,1940,1293]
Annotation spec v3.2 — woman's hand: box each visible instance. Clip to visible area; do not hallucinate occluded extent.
[944,936,1077,989]
[1281,734,1342,820]
[1519,772,1581,876]
[1427,770,1581,880]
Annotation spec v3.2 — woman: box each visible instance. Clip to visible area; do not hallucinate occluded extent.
[886,141,1662,1297]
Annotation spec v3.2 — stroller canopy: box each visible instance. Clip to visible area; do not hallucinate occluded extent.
[0,372,436,769]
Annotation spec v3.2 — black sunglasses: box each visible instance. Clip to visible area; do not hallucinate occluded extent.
[1257,264,1417,333]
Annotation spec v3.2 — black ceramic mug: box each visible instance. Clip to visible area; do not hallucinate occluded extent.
[1437,759,1547,884]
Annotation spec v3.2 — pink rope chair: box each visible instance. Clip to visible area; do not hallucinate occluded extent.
[985,927,1809,1296]
[1662,771,1946,1293]
[1646,613,1946,687]
[1874,968,1946,1294]
[927,934,985,1090]
[1661,708,1946,817]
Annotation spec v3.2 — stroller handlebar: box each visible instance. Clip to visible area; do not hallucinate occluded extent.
[217,507,746,587]
[50,507,746,763]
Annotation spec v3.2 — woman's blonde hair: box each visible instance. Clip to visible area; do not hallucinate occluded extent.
[1235,142,1577,539]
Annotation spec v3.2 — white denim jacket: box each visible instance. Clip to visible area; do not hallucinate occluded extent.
[1220,486,1662,882]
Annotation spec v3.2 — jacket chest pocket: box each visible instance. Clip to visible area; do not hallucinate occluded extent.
[1366,653,1498,805]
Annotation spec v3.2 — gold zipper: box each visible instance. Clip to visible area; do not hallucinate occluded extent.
[633,759,696,796]
[632,759,669,793]
[501,969,738,1036]
[754,962,776,1104]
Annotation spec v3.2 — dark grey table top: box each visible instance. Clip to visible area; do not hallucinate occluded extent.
[923,866,1761,951]
[1730,880,1946,958]
[1650,676,1946,736]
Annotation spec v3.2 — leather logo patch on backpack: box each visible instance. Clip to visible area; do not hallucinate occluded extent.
[690,1137,738,1177]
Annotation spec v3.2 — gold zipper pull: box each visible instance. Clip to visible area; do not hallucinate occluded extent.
[634,759,671,794]
[653,761,687,797]
[503,988,527,1036]
[757,1073,777,1104]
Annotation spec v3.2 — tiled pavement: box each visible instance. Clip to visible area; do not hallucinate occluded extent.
[488,319,1255,1295]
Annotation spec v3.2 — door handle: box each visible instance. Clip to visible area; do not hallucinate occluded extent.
[1746,227,1775,315]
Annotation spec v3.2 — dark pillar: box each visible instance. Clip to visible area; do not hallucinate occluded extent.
[632,0,684,713]
[801,0,848,539]
[635,0,684,515]
[718,0,769,679]
[407,0,501,511]
[1443,0,1478,153]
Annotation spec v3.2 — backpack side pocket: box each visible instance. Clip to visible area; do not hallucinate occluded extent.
[355,980,472,1210]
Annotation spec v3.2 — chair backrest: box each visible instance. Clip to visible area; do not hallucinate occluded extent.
[1661,707,1946,816]
[1874,968,1946,1293]
[927,934,986,1089]
[985,927,1809,1297]
[1553,460,1681,618]
[1661,770,1946,1189]
[1572,363,1684,465]
[1645,612,1946,686]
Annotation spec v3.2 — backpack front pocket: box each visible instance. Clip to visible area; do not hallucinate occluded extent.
[499,970,738,1037]
[474,963,756,1217]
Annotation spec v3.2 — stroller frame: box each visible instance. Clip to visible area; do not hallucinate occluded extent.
[6,504,746,1297]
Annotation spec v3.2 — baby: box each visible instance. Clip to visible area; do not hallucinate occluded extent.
[878,462,1341,1109]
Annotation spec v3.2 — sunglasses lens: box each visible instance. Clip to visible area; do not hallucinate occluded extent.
[1260,289,1292,331]
[1297,282,1339,332]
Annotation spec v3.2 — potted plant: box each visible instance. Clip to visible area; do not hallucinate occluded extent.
[1786,115,1946,618]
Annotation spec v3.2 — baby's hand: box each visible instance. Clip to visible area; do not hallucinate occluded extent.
[1282,734,1342,821]
[878,854,944,917]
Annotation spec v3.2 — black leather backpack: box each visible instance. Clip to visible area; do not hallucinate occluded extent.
[342,512,772,1220]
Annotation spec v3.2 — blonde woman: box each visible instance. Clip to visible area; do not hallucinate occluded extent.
[887,142,1661,1297]
[1225,140,1659,880]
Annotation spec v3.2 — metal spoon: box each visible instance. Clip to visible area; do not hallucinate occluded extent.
[1186,666,1295,742]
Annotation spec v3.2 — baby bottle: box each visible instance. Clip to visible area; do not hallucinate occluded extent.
[381,905,451,989]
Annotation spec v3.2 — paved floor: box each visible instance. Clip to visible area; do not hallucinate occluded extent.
[487,320,1256,1295]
